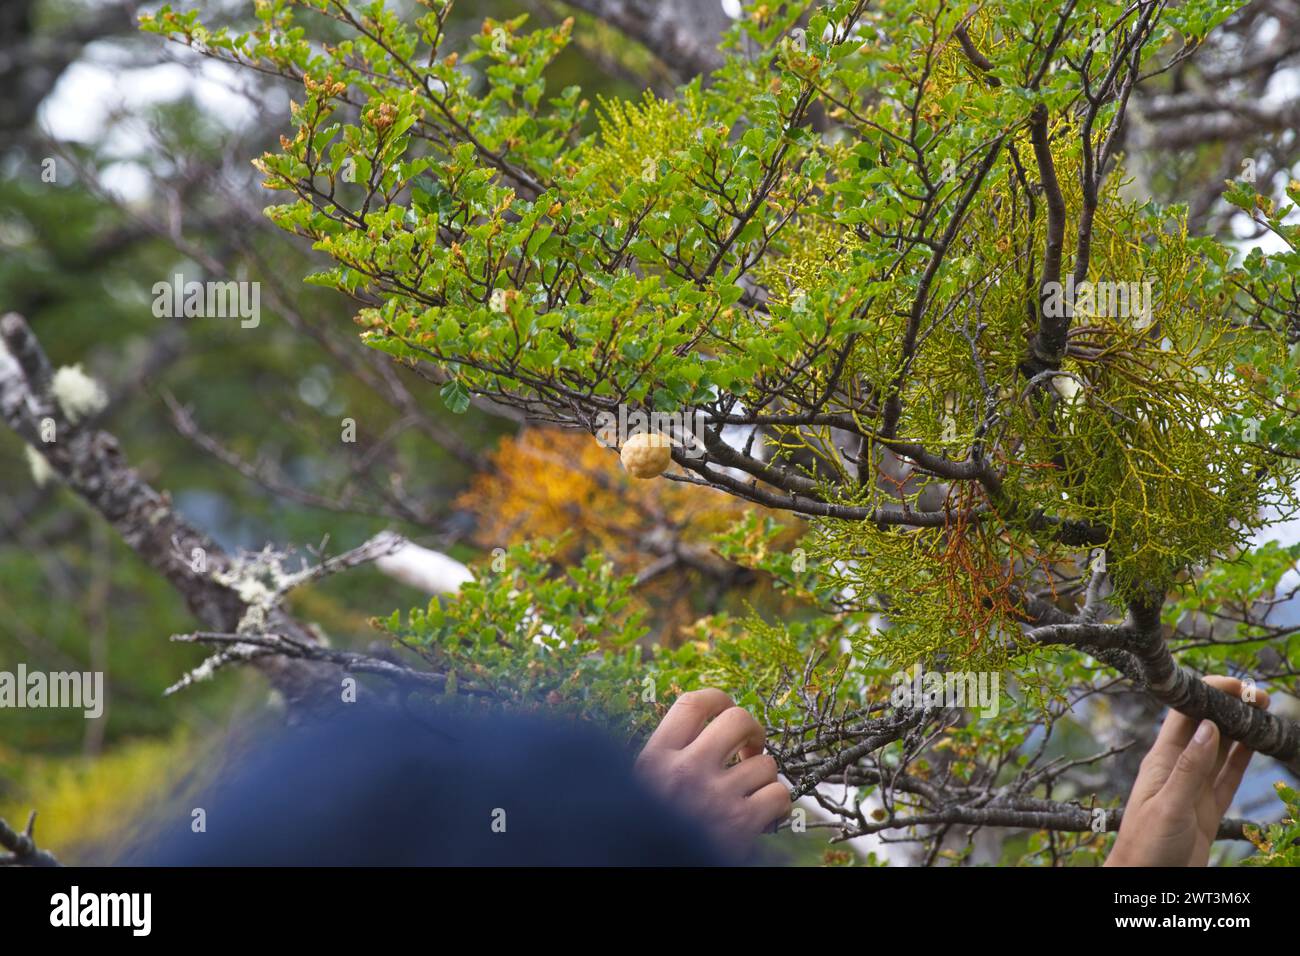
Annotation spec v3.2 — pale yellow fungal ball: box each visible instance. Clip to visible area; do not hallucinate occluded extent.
[619,431,674,479]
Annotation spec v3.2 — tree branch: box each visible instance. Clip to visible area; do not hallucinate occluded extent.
[0,312,337,705]
[0,811,60,867]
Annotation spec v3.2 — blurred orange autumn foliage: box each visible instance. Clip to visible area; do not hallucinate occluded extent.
[455,428,799,644]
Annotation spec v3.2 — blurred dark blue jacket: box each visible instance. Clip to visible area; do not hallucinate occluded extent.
[126,704,729,866]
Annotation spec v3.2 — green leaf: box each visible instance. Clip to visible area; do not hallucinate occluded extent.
[439,379,471,414]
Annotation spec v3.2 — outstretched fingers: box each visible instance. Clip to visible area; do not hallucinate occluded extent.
[1135,676,1266,803]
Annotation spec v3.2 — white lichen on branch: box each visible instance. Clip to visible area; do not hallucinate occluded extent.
[50,364,108,423]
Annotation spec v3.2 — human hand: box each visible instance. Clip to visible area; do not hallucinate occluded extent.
[635,689,791,852]
[1106,675,1270,867]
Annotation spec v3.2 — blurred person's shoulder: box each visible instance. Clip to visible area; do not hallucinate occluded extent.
[125,703,729,866]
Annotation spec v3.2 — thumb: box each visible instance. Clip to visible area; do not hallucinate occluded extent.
[1157,719,1220,809]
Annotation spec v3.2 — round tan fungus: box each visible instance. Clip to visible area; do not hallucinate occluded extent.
[619,431,674,478]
